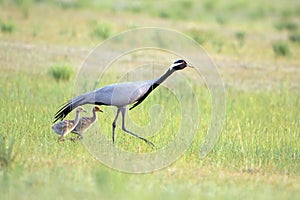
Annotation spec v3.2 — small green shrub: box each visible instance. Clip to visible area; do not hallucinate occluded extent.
[235,31,246,47]
[212,39,224,53]
[0,136,16,171]
[48,64,74,82]
[187,29,209,45]
[1,21,15,33]
[272,41,291,57]
[12,0,30,18]
[204,0,216,11]
[275,21,298,32]
[181,0,193,9]
[126,2,142,13]
[216,14,228,25]
[90,22,112,40]
[156,2,189,20]
[289,32,300,43]
[158,10,170,19]
[59,0,91,9]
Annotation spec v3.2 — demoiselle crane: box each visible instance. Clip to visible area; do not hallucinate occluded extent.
[53,59,193,146]
[51,106,87,141]
[71,106,103,141]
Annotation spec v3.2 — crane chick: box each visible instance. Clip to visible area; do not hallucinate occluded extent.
[51,106,87,141]
[70,106,103,141]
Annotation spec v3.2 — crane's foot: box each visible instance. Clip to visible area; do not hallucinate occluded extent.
[70,135,83,142]
[70,137,77,142]
[57,136,65,142]
[141,138,155,148]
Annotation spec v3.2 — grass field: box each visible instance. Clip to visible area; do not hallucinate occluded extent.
[0,1,300,199]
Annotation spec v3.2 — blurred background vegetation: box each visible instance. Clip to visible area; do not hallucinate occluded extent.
[0,0,299,58]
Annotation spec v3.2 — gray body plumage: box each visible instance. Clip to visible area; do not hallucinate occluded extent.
[71,80,153,108]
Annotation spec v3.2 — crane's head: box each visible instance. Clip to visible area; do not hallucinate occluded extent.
[76,106,87,113]
[93,106,103,113]
[171,59,193,70]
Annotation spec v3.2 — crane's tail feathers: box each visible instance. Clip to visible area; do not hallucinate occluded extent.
[53,96,85,123]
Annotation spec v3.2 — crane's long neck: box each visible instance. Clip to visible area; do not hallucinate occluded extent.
[74,110,81,125]
[129,67,176,110]
[154,67,175,86]
[91,109,97,122]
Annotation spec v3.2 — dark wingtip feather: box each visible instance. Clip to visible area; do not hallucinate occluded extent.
[129,102,139,110]
[129,83,160,110]
[53,96,85,123]
[53,102,69,123]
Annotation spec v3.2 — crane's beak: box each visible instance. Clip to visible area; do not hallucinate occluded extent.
[187,62,194,68]
[99,107,104,112]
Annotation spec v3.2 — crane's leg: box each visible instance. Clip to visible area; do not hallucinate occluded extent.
[69,131,82,142]
[58,136,65,142]
[120,107,154,147]
[112,108,121,145]
[78,133,83,140]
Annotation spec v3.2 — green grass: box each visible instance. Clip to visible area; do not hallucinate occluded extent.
[0,1,300,199]
[0,136,16,170]
[0,66,299,200]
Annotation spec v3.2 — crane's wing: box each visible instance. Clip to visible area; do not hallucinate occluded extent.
[53,93,108,123]
[54,78,164,122]
[53,82,150,122]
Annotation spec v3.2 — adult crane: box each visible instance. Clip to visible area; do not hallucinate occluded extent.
[53,59,193,146]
